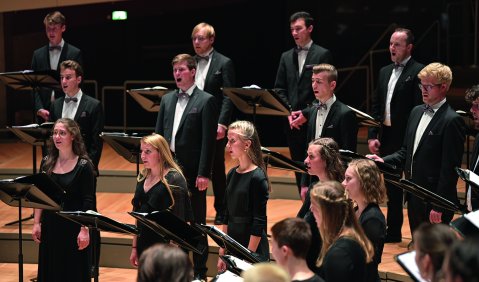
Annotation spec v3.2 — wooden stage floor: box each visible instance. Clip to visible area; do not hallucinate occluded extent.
[0,140,465,282]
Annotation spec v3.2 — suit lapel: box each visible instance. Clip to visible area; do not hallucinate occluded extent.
[57,43,68,70]
[74,95,87,121]
[323,101,338,129]
[205,51,218,85]
[177,89,198,132]
[415,104,447,153]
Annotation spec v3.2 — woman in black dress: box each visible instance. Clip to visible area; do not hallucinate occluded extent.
[342,159,387,282]
[217,120,270,272]
[310,181,374,282]
[129,133,192,267]
[32,118,96,282]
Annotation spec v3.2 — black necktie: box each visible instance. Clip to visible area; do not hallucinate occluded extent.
[295,46,309,53]
[423,104,434,114]
[176,91,189,100]
[49,45,62,51]
[316,103,327,111]
[65,97,78,103]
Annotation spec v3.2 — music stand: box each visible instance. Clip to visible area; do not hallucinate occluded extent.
[0,173,64,282]
[58,210,138,282]
[222,87,290,124]
[261,147,307,173]
[338,149,400,182]
[456,110,477,165]
[450,210,479,238]
[195,223,262,264]
[8,122,54,174]
[100,132,143,175]
[128,210,206,255]
[455,167,479,195]
[217,255,253,278]
[388,179,466,214]
[127,86,170,112]
[347,105,380,127]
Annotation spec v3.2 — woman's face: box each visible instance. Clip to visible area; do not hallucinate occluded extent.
[52,122,74,150]
[140,142,161,170]
[226,130,249,159]
[304,145,326,176]
[342,165,363,202]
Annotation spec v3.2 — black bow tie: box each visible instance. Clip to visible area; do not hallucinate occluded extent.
[176,91,189,99]
[295,46,309,53]
[65,97,78,103]
[316,103,328,110]
[423,104,434,114]
[49,45,62,51]
[394,63,405,69]
[196,55,210,62]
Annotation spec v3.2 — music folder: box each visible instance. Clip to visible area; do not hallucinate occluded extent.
[0,69,60,91]
[8,122,54,146]
[338,149,400,181]
[450,210,479,238]
[261,147,307,173]
[100,132,143,163]
[388,179,465,213]
[347,105,380,127]
[195,223,261,264]
[58,210,138,235]
[220,255,254,276]
[127,86,170,112]
[455,167,479,194]
[222,87,290,117]
[395,250,427,282]
[128,210,206,255]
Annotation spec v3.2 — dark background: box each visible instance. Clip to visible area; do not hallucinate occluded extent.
[2,0,478,146]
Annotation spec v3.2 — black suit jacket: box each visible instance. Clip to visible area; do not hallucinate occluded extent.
[383,103,466,208]
[31,42,83,115]
[368,59,424,143]
[50,94,104,170]
[274,43,333,111]
[202,50,235,126]
[155,88,218,186]
[468,133,479,210]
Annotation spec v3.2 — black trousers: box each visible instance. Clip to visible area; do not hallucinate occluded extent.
[407,194,454,234]
[189,188,208,277]
[211,138,227,215]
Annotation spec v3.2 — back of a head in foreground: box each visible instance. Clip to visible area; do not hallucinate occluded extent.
[242,262,290,282]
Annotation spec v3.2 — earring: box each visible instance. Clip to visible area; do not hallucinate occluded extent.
[244,147,248,152]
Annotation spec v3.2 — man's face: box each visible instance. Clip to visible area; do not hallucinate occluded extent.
[290,18,312,47]
[419,76,447,106]
[312,71,335,102]
[45,23,65,46]
[173,61,195,90]
[60,67,81,96]
[389,31,412,63]
[470,97,479,130]
[192,27,214,55]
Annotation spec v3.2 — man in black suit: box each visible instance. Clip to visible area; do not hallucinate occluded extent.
[274,11,333,195]
[31,11,83,123]
[368,28,424,243]
[369,62,466,236]
[50,60,103,172]
[465,84,479,211]
[290,64,357,199]
[191,22,236,225]
[155,54,218,281]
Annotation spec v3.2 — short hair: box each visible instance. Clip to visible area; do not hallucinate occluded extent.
[308,138,344,182]
[394,27,415,45]
[171,53,197,70]
[242,262,290,282]
[465,84,479,103]
[418,62,453,89]
[60,60,84,78]
[312,63,338,82]
[44,11,66,26]
[271,218,311,259]
[413,223,458,281]
[446,238,479,282]
[137,243,193,282]
[347,159,387,204]
[289,11,314,27]
[191,22,215,38]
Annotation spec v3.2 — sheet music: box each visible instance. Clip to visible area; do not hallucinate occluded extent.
[12,122,54,129]
[467,169,479,186]
[224,255,253,271]
[213,270,243,282]
[395,251,427,282]
[464,210,479,229]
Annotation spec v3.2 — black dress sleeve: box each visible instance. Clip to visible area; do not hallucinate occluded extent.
[250,168,269,237]
[77,159,96,212]
[167,170,194,222]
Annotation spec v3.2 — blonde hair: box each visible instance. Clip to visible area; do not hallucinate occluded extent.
[310,181,374,266]
[418,62,453,89]
[348,159,387,204]
[242,262,290,282]
[191,22,215,38]
[137,134,185,209]
[312,63,338,82]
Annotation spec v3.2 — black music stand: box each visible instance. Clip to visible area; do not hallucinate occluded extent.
[100,132,143,175]
[0,173,64,282]
[8,122,53,174]
[195,223,262,264]
[58,210,138,282]
[127,86,170,112]
[388,179,466,214]
[339,149,400,182]
[456,110,477,165]
[222,87,290,124]
[455,167,479,195]
[128,210,206,255]
[450,210,479,238]
[347,105,380,127]
[261,147,307,173]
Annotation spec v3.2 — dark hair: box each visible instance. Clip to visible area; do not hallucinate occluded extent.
[271,218,311,259]
[137,244,193,282]
[446,238,479,282]
[309,138,344,182]
[171,53,197,70]
[42,118,91,175]
[394,27,415,45]
[465,84,479,103]
[60,60,84,78]
[290,11,314,27]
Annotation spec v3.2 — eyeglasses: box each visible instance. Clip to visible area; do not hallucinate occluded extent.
[191,36,209,42]
[52,130,69,137]
[418,83,442,92]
